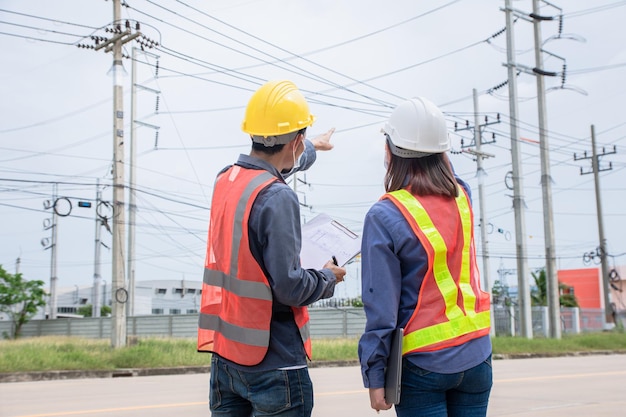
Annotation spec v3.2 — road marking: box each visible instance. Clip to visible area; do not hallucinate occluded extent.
[11,402,207,417]
[496,370,626,383]
[10,392,369,417]
[316,389,368,397]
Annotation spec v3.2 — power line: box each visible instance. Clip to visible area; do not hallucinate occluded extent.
[0,8,101,30]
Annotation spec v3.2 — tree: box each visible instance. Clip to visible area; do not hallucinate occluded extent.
[531,268,579,308]
[0,265,47,339]
[77,304,112,317]
[531,269,547,306]
[491,279,512,306]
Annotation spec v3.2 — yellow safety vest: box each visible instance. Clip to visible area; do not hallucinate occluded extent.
[384,187,490,354]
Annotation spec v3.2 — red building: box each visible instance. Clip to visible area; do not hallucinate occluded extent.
[558,266,626,313]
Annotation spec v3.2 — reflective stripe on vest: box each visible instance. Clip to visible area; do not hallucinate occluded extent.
[385,188,490,354]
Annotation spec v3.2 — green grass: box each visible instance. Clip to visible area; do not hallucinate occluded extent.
[491,332,626,355]
[1,332,625,373]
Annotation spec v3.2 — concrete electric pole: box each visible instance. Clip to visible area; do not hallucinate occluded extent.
[128,46,160,318]
[92,180,103,318]
[94,0,141,348]
[458,89,499,337]
[532,0,560,339]
[453,89,498,296]
[43,183,59,320]
[504,0,533,339]
[575,125,617,328]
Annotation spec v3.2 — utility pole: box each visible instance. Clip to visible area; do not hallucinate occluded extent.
[575,125,617,328]
[453,90,498,294]
[472,90,496,338]
[454,90,499,338]
[94,0,142,348]
[42,183,59,320]
[532,0,560,339]
[110,0,128,348]
[92,180,103,318]
[504,0,533,339]
[508,0,578,339]
[128,47,137,319]
[128,47,160,318]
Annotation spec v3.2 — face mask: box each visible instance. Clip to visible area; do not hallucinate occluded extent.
[384,144,390,170]
[281,139,304,178]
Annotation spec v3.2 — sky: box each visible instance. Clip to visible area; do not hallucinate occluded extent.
[1,0,625,302]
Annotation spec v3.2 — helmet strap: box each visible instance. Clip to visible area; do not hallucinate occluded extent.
[252,131,299,147]
[385,135,432,159]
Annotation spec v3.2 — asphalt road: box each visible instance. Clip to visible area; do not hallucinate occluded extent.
[2,354,626,417]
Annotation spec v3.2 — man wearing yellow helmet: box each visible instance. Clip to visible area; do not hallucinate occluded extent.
[198,80,346,417]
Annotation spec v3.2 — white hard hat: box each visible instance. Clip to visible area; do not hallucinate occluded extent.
[382,97,450,156]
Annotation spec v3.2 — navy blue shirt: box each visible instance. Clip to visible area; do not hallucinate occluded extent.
[358,177,492,388]
[217,140,338,371]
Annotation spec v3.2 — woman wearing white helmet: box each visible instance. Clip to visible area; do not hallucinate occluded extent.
[358,97,493,416]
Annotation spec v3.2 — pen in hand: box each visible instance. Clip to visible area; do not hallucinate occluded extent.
[326,256,345,283]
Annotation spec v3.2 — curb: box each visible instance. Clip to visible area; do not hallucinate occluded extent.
[0,366,212,383]
[492,350,624,360]
[2,353,624,383]
[0,362,358,384]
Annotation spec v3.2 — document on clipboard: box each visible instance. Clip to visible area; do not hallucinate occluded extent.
[300,213,361,269]
[385,328,403,405]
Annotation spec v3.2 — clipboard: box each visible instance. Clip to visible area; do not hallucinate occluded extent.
[300,213,361,269]
[384,327,403,405]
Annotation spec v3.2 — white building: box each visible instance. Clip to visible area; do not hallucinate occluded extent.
[43,279,202,318]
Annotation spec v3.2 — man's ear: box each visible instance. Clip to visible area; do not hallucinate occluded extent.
[292,134,303,149]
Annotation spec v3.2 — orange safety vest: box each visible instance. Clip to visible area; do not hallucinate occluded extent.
[197,165,312,365]
[383,187,491,354]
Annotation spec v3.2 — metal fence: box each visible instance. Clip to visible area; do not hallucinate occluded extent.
[493,306,625,336]
[1,307,622,340]
[0,308,367,340]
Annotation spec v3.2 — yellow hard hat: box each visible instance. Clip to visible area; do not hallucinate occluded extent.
[242,80,315,138]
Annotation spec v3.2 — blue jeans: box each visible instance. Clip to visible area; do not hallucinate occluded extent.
[209,355,314,417]
[395,355,492,417]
